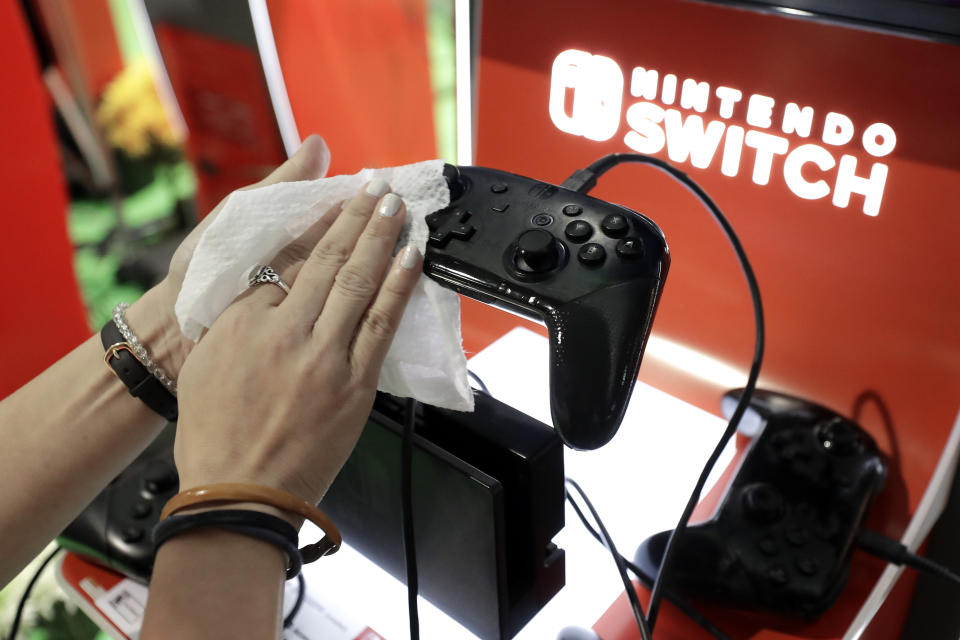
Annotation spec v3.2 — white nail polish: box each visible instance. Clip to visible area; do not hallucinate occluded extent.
[365,178,390,198]
[400,245,421,270]
[378,193,402,217]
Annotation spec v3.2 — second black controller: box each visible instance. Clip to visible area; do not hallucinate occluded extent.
[426,165,670,450]
[634,389,888,617]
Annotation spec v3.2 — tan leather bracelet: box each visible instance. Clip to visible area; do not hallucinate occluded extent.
[161,483,341,559]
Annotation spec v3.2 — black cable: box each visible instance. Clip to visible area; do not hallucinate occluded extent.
[467,369,490,395]
[564,492,731,640]
[857,528,960,588]
[283,573,307,628]
[401,397,420,640]
[565,479,652,640]
[7,546,62,640]
[564,153,765,630]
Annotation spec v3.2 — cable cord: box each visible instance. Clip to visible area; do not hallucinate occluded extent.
[565,478,653,640]
[7,546,62,640]
[564,491,731,640]
[857,529,960,588]
[402,397,421,640]
[563,153,765,630]
[283,572,307,628]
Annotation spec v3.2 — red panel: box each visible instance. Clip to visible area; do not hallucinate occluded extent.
[0,2,88,400]
[471,1,960,638]
[62,0,123,97]
[267,0,437,175]
[153,25,288,215]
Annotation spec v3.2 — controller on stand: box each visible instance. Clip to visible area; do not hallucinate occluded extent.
[634,389,888,617]
[427,165,670,450]
[59,424,178,581]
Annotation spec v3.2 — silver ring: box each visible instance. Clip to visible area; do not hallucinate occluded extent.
[248,265,291,295]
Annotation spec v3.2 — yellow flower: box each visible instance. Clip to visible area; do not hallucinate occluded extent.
[97,59,178,157]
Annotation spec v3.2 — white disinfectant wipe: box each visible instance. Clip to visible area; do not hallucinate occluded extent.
[175,159,473,411]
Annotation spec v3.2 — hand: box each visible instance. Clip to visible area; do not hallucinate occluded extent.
[125,135,332,380]
[172,180,421,507]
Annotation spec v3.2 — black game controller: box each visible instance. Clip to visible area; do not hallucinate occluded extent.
[634,389,888,617]
[427,165,670,450]
[59,425,178,581]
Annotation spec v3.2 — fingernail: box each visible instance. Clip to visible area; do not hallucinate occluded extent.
[378,193,402,217]
[400,244,421,270]
[365,178,390,198]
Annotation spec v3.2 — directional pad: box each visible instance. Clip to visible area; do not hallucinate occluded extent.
[427,207,476,248]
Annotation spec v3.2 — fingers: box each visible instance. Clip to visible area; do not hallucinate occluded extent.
[283,178,392,319]
[237,200,345,307]
[249,134,330,188]
[314,192,408,344]
[350,246,422,382]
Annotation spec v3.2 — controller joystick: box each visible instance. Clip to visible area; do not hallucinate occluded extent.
[634,389,888,617]
[425,164,669,450]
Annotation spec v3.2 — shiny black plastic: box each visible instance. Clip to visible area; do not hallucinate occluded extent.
[424,165,670,449]
[634,389,889,617]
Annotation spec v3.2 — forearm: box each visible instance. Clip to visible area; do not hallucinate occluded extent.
[0,284,184,583]
[140,529,286,640]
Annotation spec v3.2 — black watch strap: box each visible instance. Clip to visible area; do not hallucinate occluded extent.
[101,320,178,421]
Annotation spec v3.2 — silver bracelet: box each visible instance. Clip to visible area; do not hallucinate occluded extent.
[112,303,178,396]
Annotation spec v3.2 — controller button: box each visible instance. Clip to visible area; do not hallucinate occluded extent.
[450,224,476,241]
[834,471,853,488]
[563,204,583,216]
[121,526,144,543]
[491,183,508,193]
[601,214,629,237]
[516,229,561,272]
[428,229,451,248]
[457,209,472,224]
[616,237,644,258]
[786,527,810,547]
[766,565,790,586]
[491,203,510,213]
[533,213,554,226]
[577,243,606,265]
[131,500,152,519]
[565,220,593,243]
[425,211,444,230]
[144,461,177,494]
[814,514,841,539]
[443,164,466,200]
[796,556,820,576]
[818,418,862,456]
[741,483,785,523]
[758,537,779,556]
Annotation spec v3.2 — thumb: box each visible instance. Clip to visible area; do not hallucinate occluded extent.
[253,134,331,187]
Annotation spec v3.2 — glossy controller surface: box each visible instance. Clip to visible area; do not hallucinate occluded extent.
[635,389,888,617]
[425,165,669,450]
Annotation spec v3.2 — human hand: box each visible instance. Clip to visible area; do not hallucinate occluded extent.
[124,135,332,381]
[172,179,421,509]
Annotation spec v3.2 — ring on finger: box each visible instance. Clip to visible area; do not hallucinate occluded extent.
[248,264,291,295]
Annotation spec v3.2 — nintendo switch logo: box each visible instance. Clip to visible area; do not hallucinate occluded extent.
[549,49,896,216]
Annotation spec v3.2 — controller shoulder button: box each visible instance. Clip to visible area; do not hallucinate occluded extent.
[565,220,593,243]
[563,204,583,216]
[601,214,629,237]
[577,243,606,265]
[616,237,644,258]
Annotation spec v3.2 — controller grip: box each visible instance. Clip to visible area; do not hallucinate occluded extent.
[545,278,664,450]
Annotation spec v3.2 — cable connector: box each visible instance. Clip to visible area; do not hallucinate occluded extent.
[560,169,598,193]
[857,528,960,588]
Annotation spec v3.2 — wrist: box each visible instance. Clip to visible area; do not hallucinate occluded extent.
[125,280,190,381]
